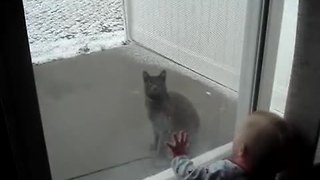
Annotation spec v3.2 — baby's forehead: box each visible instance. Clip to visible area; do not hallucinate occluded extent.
[243,114,289,141]
[239,114,281,136]
[250,111,281,119]
[236,112,285,140]
[248,112,282,125]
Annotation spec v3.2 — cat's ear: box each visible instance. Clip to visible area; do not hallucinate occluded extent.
[143,71,150,81]
[159,70,166,81]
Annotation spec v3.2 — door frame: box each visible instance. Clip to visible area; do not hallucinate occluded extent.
[1,0,52,179]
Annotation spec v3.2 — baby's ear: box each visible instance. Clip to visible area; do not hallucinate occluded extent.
[143,71,150,81]
[240,144,248,156]
[239,144,248,157]
[159,70,166,81]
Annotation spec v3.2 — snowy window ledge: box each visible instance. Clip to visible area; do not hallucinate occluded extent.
[144,142,233,180]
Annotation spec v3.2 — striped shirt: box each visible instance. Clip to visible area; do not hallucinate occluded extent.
[171,156,248,180]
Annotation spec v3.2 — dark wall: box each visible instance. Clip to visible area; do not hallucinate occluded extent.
[1,0,51,179]
[284,0,320,179]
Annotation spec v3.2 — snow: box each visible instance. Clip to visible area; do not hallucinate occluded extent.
[22,0,235,99]
[30,31,125,64]
[23,0,125,64]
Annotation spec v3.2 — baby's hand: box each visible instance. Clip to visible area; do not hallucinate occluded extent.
[166,131,189,157]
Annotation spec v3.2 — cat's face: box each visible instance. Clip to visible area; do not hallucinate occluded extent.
[143,70,167,99]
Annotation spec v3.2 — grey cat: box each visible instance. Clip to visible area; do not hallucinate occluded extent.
[143,70,200,157]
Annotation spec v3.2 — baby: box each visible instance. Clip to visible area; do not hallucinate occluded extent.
[167,111,292,180]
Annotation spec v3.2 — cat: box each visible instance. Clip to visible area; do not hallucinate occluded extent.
[143,70,200,158]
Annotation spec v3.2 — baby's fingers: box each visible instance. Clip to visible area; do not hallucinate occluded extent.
[166,142,175,150]
[182,131,188,143]
[173,133,179,143]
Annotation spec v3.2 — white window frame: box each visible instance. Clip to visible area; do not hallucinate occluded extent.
[256,0,285,112]
[122,0,286,179]
[144,143,233,180]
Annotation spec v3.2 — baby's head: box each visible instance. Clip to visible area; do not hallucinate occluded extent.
[232,111,292,177]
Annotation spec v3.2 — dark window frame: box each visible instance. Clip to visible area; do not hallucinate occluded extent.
[1,0,52,179]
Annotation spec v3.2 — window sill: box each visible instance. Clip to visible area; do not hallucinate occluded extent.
[144,142,233,180]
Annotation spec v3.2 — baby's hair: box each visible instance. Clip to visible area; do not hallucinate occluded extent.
[234,111,292,174]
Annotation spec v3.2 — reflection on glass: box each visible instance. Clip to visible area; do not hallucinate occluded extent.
[23,0,254,179]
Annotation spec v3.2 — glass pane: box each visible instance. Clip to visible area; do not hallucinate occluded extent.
[23,0,262,179]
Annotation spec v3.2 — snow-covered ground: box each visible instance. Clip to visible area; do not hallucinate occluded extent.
[23,0,125,64]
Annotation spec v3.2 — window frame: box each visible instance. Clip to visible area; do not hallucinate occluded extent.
[1,0,52,179]
[1,0,287,180]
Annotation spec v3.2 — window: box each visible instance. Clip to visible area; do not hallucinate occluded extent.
[21,0,268,179]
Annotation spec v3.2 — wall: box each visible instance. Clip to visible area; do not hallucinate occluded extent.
[126,0,248,91]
